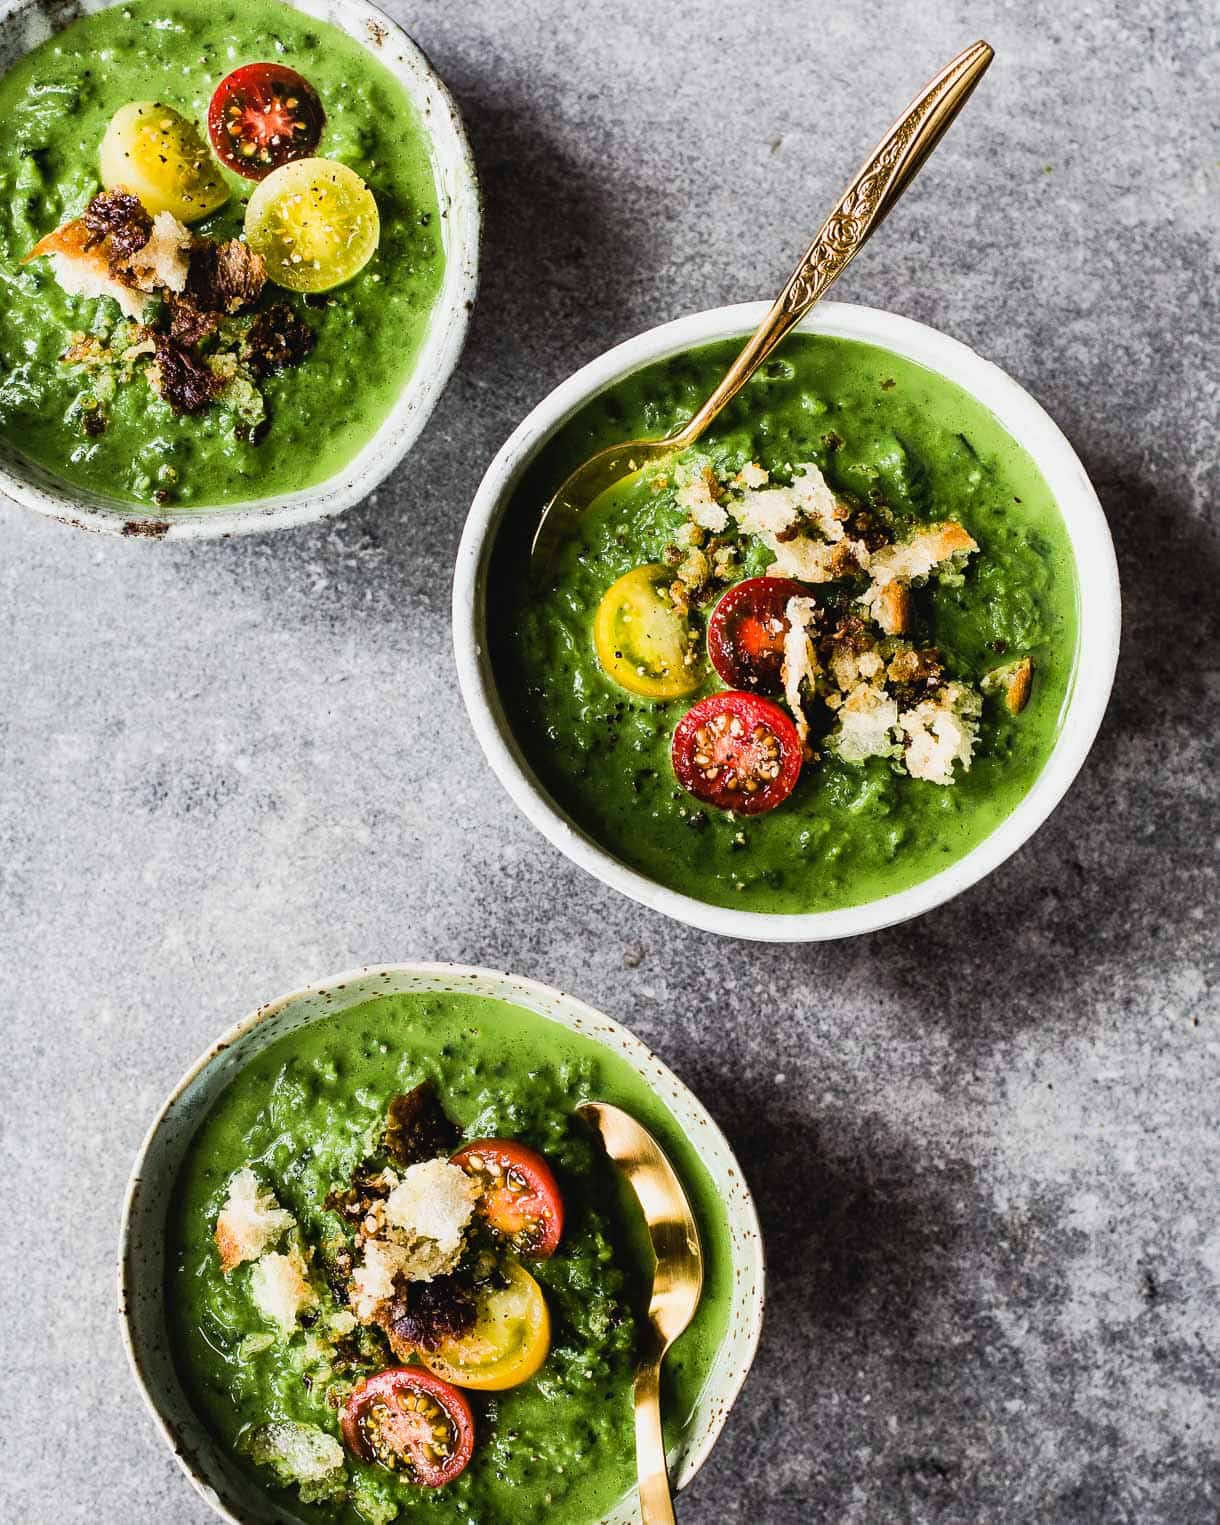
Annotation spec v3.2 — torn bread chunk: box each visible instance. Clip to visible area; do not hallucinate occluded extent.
[781,595,820,743]
[250,1244,317,1335]
[247,1421,344,1491]
[383,1158,479,1255]
[859,520,978,624]
[899,682,981,784]
[733,484,802,539]
[827,619,884,693]
[24,219,150,321]
[874,579,913,636]
[676,466,729,533]
[122,210,193,295]
[769,534,868,584]
[982,655,1033,714]
[215,1167,295,1273]
[831,683,900,763]
[348,1236,461,1322]
[347,1158,481,1321]
[887,645,945,692]
[789,462,846,541]
[736,460,770,489]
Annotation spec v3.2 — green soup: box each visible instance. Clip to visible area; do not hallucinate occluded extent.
[492,333,1079,915]
[0,0,445,507]
[167,992,735,1523]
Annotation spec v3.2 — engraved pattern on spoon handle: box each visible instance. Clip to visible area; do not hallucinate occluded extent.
[777,101,929,315]
[671,40,992,449]
[779,42,991,316]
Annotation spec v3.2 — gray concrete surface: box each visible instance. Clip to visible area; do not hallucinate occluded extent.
[1,1,1217,1521]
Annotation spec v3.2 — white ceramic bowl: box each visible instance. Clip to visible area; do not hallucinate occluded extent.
[119,962,765,1524]
[0,0,480,539]
[453,301,1122,942]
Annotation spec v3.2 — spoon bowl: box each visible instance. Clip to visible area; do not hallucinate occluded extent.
[579,1100,704,1523]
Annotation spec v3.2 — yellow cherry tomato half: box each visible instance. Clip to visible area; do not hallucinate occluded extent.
[100,101,229,223]
[593,563,701,700]
[418,1262,550,1392]
[244,157,379,293]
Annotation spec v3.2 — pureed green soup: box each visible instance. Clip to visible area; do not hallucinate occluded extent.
[0,0,445,506]
[492,334,1079,915]
[167,991,733,1523]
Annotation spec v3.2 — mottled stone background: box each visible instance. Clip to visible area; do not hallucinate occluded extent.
[1,0,1216,1521]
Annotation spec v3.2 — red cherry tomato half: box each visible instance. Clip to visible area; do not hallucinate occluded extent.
[341,1366,474,1487]
[672,691,803,814]
[451,1140,564,1259]
[707,577,810,692]
[208,64,325,180]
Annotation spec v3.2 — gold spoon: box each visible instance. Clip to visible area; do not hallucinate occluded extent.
[578,1101,704,1525]
[532,39,994,567]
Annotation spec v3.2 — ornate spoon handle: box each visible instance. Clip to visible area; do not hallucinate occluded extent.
[671,39,993,450]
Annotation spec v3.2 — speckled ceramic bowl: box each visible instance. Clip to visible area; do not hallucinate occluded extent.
[0,0,480,539]
[453,301,1122,943]
[119,962,765,1524]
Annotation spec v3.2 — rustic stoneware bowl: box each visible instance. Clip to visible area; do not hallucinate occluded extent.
[453,300,1122,943]
[0,0,480,539]
[119,962,765,1523]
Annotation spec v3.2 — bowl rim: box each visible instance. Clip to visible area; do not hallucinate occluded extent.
[117,960,766,1523]
[0,0,481,540]
[452,299,1122,943]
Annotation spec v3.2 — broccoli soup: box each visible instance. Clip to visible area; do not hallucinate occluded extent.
[167,991,734,1523]
[491,334,1079,915]
[0,0,445,507]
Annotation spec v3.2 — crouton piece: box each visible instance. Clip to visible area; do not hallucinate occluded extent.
[736,460,769,489]
[24,219,150,321]
[982,655,1033,714]
[789,462,844,541]
[831,683,900,763]
[82,190,153,262]
[247,1421,344,1492]
[899,682,981,784]
[214,1167,295,1273]
[887,646,944,690]
[122,209,193,295]
[149,332,221,414]
[383,1158,478,1256]
[188,238,267,313]
[346,1159,479,1320]
[167,299,219,348]
[676,466,729,532]
[781,595,820,743]
[250,1245,317,1335]
[864,520,977,594]
[349,1239,420,1321]
[381,1273,477,1358]
[733,484,801,538]
[827,618,881,692]
[384,1081,459,1168]
[243,302,315,377]
[768,533,869,583]
[874,579,913,636]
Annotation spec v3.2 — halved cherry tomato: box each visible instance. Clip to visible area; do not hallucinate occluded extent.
[451,1140,563,1258]
[208,64,325,180]
[672,691,803,814]
[341,1366,473,1487]
[593,564,701,700]
[707,577,810,692]
[99,102,229,222]
[245,157,380,292]
[419,1261,550,1391]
